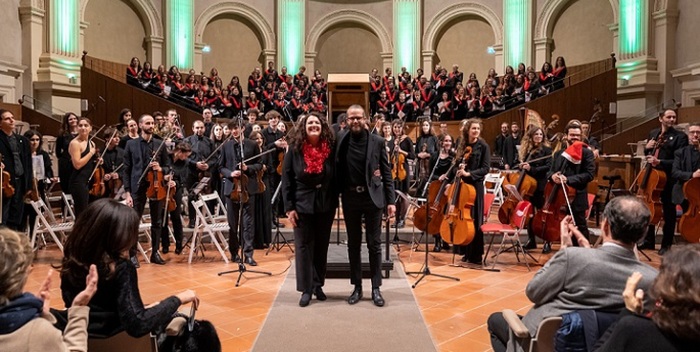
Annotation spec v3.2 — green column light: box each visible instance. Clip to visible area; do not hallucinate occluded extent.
[53,0,78,56]
[278,0,304,72]
[168,0,193,69]
[394,0,419,73]
[504,0,527,67]
[619,0,643,56]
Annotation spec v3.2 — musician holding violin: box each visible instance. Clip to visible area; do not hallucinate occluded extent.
[261,111,287,226]
[100,127,125,199]
[446,118,491,264]
[672,122,700,244]
[183,120,216,225]
[414,118,439,196]
[21,129,55,235]
[517,127,553,250]
[639,109,688,255]
[123,114,172,266]
[68,117,99,217]
[0,109,33,230]
[220,118,264,266]
[164,142,193,255]
[389,119,415,228]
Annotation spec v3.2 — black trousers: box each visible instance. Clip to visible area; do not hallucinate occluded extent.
[2,177,26,230]
[132,185,165,256]
[342,190,383,288]
[227,196,255,258]
[487,311,522,352]
[70,181,90,218]
[644,183,676,248]
[162,187,184,250]
[294,210,334,292]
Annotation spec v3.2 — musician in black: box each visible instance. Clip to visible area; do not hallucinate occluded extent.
[494,122,509,158]
[0,109,32,230]
[184,120,216,225]
[414,118,439,196]
[101,127,125,199]
[545,121,595,253]
[639,109,689,255]
[164,142,192,255]
[447,118,491,264]
[220,119,264,265]
[262,111,287,227]
[123,114,172,265]
[67,117,98,217]
[502,122,521,170]
[581,120,601,157]
[428,133,454,252]
[389,119,414,229]
[518,127,553,250]
[672,122,700,216]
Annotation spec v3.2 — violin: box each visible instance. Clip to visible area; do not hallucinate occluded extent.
[230,139,250,203]
[164,172,177,213]
[145,153,167,201]
[634,133,666,225]
[89,165,106,197]
[679,177,700,243]
[498,150,538,224]
[439,147,476,246]
[24,176,40,203]
[531,169,576,242]
[391,137,407,181]
[416,143,430,184]
[106,163,124,198]
[276,137,286,176]
[1,155,15,198]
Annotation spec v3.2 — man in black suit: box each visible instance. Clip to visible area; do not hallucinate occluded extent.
[639,109,689,255]
[0,109,32,230]
[220,118,264,265]
[502,122,521,169]
[543,121,595,253]
[184,120,215,225]
[494,122,509,158]
[336,105,395,307]
[672,122,700,209]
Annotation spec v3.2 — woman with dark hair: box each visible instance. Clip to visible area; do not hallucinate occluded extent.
[21,130,56,234]
[552,56,567,91]
[524,71,543,101]
[539,61,555,90]
[447,118,490,264]
[389,119,415,228]
[126,57,141,86]
[118,118,139,150]
[593,244,700,351]
[414,118,439,196]
[250,130,272,249]
[427,133,455,252]
[56,112,78,194]
[281,113,337,307]
[60,199,199,338]
[68,117,98,216]
[116,108,132,134]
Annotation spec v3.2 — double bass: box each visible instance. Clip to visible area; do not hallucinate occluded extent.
[679,177,700,243]
[634,133,666,225]
[498,150,538,224]
[439,147,476,246]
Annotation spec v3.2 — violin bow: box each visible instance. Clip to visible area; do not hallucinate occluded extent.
[88,124,107,144]
[136,131,175,186]
[88,129,119,182]
[557,174,577,227]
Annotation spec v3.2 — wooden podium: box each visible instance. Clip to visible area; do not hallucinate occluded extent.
[327,73,370,123]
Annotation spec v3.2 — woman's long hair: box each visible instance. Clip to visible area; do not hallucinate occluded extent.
[23,129,43,152]
[519,126,549,162]
[60,199,140,282]
[60,112,78,136]
[286,112,335,152]
[455,118,482,160]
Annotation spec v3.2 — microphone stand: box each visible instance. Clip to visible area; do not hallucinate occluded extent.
[266,181,293,254]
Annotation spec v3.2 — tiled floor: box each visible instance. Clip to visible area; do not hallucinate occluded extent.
[24,220,663,352]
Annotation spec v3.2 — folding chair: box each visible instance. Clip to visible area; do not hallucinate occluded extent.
[30,199,74,252]
[503,309,562,352]
[61,192,77,222]
[189,200,230,264]
[482,200,535,271]
[199,191,228,223]
[484,173,506,205]
[483,192,496,222]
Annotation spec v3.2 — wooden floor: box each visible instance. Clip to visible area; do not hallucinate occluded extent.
[24,219,663,352]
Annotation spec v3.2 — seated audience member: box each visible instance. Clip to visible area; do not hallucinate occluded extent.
[0,228,98,351]
[60,199,199,338]
[487,196,658,352]
[593,244,700,352]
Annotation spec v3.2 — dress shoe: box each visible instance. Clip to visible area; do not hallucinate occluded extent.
[231,254,241,262]
[347,286,363,305]
[371,288,385,307]
[391,220,405,229]
[442,242,451,251]
[244,256,258,266]
[313,286,327,301]
[129,256,140,268]
[542,242,552,254]
[150,252,166,265]
[639,242,656,250]
[658,246,670,256]
[523,240,537,250]
[433,238,442,252]
[174,246,183,255]
[299,292,312,307]
[162,246,169,254]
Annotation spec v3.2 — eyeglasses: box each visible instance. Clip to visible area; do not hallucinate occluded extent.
[346,116,363,121]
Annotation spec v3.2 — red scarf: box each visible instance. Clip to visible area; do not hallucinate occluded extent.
[302,140,330,174]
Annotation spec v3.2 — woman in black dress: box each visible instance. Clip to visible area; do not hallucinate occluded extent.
[389,119,415,228]
[414,118,439,197]
[68,117,97,217]
[518,127,553,251]
[56,112,78,194]
[21,130,57,235]
[250,130,272,249]
[282,113,337,307]
[428,133,455,252]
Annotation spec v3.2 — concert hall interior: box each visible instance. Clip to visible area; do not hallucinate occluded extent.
[2,0,700,351]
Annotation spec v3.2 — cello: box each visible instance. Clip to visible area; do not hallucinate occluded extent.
[413,163,456,233]
[439,147,476,246]
[498,150,538,224]
[633,133,666,225]
[679,177,700,243]
[531,147,578,242]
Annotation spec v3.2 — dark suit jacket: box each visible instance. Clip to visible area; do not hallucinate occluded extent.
[503,134,521,168]
[336,130,395,209]
[281,141,338,214]
[0,131,33,189]
[219,138,263,196]
[525,146,553,193]
[516,244,658,350]
[122,136,171,193]
[671,145,700,204]
[646,127,689,176]
[547,147,595,211]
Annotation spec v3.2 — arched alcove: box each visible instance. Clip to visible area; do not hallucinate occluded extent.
[83,0,147,63]
[434,15,496,80]
[201,14,264,82]
[550,0,615,65]
[315,23,382,74]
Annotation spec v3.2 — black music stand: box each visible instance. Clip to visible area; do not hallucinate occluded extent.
[266,182,293,254]
[405,206,459,288]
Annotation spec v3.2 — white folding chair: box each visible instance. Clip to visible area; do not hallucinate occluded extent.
[484,173,506,205]
[199,191,228,223]
[118,200,151,264]
[61,192,77,222]
[188,200,230,264]
[30,199,73,252]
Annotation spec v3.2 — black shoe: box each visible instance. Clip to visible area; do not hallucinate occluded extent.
[639,242,655,250]
[371,288,385,307]
[299,292,312,307]
[523,240,537,250]
[150,252,166,265]
[433,238,442,252]
[542,242,552,254]
[658,246,670,255]
[174,246,183,255]
[245,256,258,266]
[162,247,169,254]
[443,242,451,251]
[347,286,363,305]
[129,256,140,268]
[231,254,241,262]
[314,286,327,301]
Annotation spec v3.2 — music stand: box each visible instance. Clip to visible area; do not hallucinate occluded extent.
[266,182,293,254]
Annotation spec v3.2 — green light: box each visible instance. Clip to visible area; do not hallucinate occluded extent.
[278,0,304,72]
[394,1,419,73]
[168,0,193,68]
[620,0,642,55]
[53,0,78,55]
[504,0,527,67]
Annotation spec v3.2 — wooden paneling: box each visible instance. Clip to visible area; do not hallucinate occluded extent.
[21,105,62,137]
[679,105,700,123]
[83,55,127,83]
[0,102,22,119]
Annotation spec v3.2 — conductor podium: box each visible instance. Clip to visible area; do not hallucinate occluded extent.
[327,73,370,122]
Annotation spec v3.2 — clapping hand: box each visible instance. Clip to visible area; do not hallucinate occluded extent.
[623,272,645,314]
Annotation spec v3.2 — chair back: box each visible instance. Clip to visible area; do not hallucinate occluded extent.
[483,173,506,204]
[511,200,532,229]
[585,193,596,219]
[530,316,563,352]
[483,193,496,221]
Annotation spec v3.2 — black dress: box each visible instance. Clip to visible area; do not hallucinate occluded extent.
[69,142,95,217]
[56,133,76,194]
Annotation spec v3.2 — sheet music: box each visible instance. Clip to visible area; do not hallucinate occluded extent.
[32,155,45,180]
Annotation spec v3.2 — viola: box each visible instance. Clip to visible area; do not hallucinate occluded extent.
[439,147,476,246]
[1,155,15,198]
[634,133,666,225]
[498,151,538,224]
[679,177,700,243]
[531,176,576,242]
[230,173,249,203]
[256,169,266,193]
[89,165,106,197]
[164,173,177,213]
[146,167,167,201]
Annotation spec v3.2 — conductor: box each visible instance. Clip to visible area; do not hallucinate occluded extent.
[336,105,396,307]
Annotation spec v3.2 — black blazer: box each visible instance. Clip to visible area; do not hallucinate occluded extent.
[671,145,700,205]
[524,146,553,193]
[122,136,171,193]
[646,127,689,175]
[219,138,263,196]
[0,131,32,188]
[336,130,395,209]
[547,147,595,211]
[281,141,338,214]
